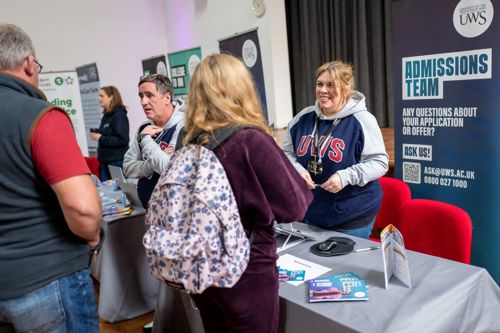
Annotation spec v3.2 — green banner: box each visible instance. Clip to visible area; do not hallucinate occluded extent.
[167,47,202,98]
[40,71,88,156]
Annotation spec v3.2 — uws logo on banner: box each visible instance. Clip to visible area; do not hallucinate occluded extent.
[453,0,494,38]
[242,39,258,68]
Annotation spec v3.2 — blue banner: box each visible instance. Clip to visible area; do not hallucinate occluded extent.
[75,63,101,155]
[218,29,269,123]
[393,0,499,280]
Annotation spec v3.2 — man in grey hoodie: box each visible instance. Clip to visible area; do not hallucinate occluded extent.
[123,74,184,207]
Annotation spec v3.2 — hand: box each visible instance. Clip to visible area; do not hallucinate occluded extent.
[90,133,101,141]
[300,171,316,190]
[88,234,100,249]
[162,145,175,154]
[88,234,101,264]
[321,173,344,193]
[141,125,163,138]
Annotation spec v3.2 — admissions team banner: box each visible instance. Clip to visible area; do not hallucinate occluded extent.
[39,71,89,156]
[218,29,269,123]
[392,0,499,280]
[76,63,101,154]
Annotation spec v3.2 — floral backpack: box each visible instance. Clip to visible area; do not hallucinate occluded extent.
[143,127,253,294]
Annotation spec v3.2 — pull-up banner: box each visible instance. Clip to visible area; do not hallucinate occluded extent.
[167,47,202,100]
[142,55,168,76]
[39,71,88,156]
[219,28,269,123]
[76,63,101,154]
[392,0,499,280]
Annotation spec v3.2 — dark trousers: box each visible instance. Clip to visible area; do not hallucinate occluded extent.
[190,264,278,333]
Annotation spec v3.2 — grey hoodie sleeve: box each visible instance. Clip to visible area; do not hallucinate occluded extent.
[282,108,317,174]
[123,126,155,179]
[337,112,389,187]
[282,125,308,174]
[123,126,182,178]
[140,130,179,174]
[123,101,185,179]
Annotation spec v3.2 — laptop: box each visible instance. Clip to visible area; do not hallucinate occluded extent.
[109,165,126,182]
[115,179,143,208]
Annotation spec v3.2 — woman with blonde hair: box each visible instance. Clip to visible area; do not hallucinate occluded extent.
[91,85,129,180]
[185,53,312,333]
[283,60,388,238]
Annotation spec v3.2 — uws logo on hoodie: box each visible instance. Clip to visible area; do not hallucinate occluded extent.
[453,0,494,38]
[296,135,345,163]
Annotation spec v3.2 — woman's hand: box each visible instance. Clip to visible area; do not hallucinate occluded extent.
[90,133,101,141]
[321,173,344,193]
[300,171,316,190]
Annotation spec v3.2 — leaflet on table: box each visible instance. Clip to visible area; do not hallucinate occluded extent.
[307,272,369,302]
[277,267,305,282]
[103,209,134,222]
[380,224,412,288]
[276,254,331,286]
[98,186,134,221]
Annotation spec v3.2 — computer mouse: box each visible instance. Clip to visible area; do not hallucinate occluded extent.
[318,239,338,251]
[310,237,356,257]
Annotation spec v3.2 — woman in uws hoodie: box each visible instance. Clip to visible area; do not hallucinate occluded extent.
[283,60,388,239]
[90,85,130,181]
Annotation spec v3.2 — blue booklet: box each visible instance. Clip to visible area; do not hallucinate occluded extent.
[307,272,369,302]
[277,266,306,282]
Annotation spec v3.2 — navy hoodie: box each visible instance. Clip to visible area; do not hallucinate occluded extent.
[283,91,388,228]
[97,105,129,163]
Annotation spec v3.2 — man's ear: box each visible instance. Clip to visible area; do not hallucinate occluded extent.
[164,91,172,104]
[23,55,36,77]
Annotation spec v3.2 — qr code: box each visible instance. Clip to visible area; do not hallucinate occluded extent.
[403,162,421,184]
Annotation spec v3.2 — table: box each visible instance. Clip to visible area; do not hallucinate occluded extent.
[152,222,500,332]
[278,223,500,333]
[91,209,160,323]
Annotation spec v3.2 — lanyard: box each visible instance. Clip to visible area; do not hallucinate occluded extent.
[312,116,340,163]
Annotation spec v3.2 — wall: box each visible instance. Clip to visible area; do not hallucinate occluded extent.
[1,0,294,140]
[163,0,293,128]
[0,0,169,141]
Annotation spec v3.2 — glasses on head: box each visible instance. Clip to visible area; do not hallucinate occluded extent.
[33,59,43,73]
[139,73,171,85]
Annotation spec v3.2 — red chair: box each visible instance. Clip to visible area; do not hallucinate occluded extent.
[397,199,472,264]
[369,177,411,242]
[84,156,101,180]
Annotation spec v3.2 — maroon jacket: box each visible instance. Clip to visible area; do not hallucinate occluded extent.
[191,128,313,333]
[213,128,313,268]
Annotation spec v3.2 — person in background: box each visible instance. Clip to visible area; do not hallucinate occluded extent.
[282,60,388,239]
[123,74,184,207]
[184,53,312,333]
[0,23,102,332]
[90,85,129,181]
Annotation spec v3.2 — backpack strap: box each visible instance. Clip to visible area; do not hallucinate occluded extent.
[202,125,257,244]
[175,126,185,149]
[136,123,151,142]
[249,229,257,245]
[204,125,253,150]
